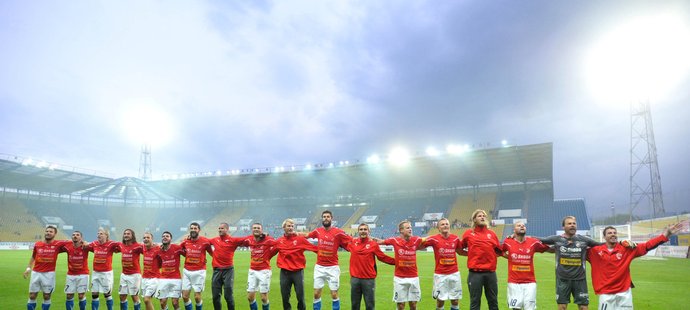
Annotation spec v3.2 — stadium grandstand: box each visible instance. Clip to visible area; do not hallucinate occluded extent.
[0,142,610,243]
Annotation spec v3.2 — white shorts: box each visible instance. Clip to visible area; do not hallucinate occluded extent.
[507,282,537,310]
[182,269,206,292]
[598,288,633,309]
[29,271,56,294]
[247,269,272,293]
[393,276,421,303]
[432,272,462,301]
[119,273,142,296]
[156,279,182,299]
[313,264,340,291]
[91,271,114,294]
[141,278,159,297]
[65,274,89,294]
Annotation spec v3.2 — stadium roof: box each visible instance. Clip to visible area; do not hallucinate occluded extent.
[0,142,552,203]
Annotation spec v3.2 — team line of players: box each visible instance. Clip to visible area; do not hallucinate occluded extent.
[24,209,682,310]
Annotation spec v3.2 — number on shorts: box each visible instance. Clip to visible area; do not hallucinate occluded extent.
[510,299,518,307]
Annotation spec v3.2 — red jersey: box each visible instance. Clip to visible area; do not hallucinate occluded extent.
[60,242,90,275]
[88,240,119,272]
[460,226,501,272]
[142,245,161,279]
[210,235,247,268]
[346,237,395,279]
[180,237,213,271]
[422,233,461,274]
[156,244,184,279]
[383,236,423,278]
[307,227,351,266]
[273,234,317,271]
[118,242,144,275]
[243,236,277,271]
[31,240,68,272]
[587,234,668,294]
[502,237,550,283]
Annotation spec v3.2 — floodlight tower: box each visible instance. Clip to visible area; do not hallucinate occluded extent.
[585,13,690,224]
[139,143,152,180]
[629,101,664,221]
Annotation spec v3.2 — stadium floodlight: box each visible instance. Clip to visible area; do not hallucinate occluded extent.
[215,170,222,176]
[388,147,410,165]
[305,164,313,170]
[35,161,48,168]
[446,144,465,155]
[584,12,690,104]
[22,158,33,166]
[501,140,508,147]
[425,147,440,157]
[366,154,381,164]
[328,162,334,168]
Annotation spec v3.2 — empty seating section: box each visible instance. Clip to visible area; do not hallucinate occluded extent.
[496,191,524,211]
[239,203,317,237]
[110,207,159,237]
[203,206,248,236]
[322,206,357,233]
[631,214,690,237]
[526,198,591,238]
[4,188,602,245]
[341,206,369,234]
[0,198,68,241]
[23,200,99,240]
[448,192,496,232]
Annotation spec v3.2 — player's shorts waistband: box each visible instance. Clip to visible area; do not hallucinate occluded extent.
[469,269,495,273]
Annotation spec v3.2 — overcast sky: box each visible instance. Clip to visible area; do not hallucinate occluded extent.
[1,1,689,217]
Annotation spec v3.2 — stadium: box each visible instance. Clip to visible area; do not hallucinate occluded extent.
[2,142,689,309]
[3,2,690,310]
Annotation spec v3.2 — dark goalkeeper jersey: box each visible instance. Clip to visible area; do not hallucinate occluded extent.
[540,234,601,280]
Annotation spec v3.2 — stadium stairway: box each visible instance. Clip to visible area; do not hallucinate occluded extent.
[342,206,368,234]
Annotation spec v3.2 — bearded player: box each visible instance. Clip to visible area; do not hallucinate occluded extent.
[180,222,213,310]
[23,225,68,310]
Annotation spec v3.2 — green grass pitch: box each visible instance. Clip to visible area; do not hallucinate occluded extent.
[2,250,689,309]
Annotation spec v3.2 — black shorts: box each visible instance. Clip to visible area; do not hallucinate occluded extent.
[556,277,589,305]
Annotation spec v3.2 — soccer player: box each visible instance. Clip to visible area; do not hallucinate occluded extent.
[345,223,395,310]
[421,218,463,310]
[587,223,683,309]
[273,218,318,310]
[23,225,68,310]
[460,209,502,310]
[156,231,185,310]
[61,230,90,310]
[501,221,550,310]
[141,232,160,310]
[539,216,601,310]
[243,223,277,310]
[87,228,120,310]
[180,222,213,310]
[117,229,144,310]
[304,210,351,310]
[209,222,246,310]
[382,220,424,310]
